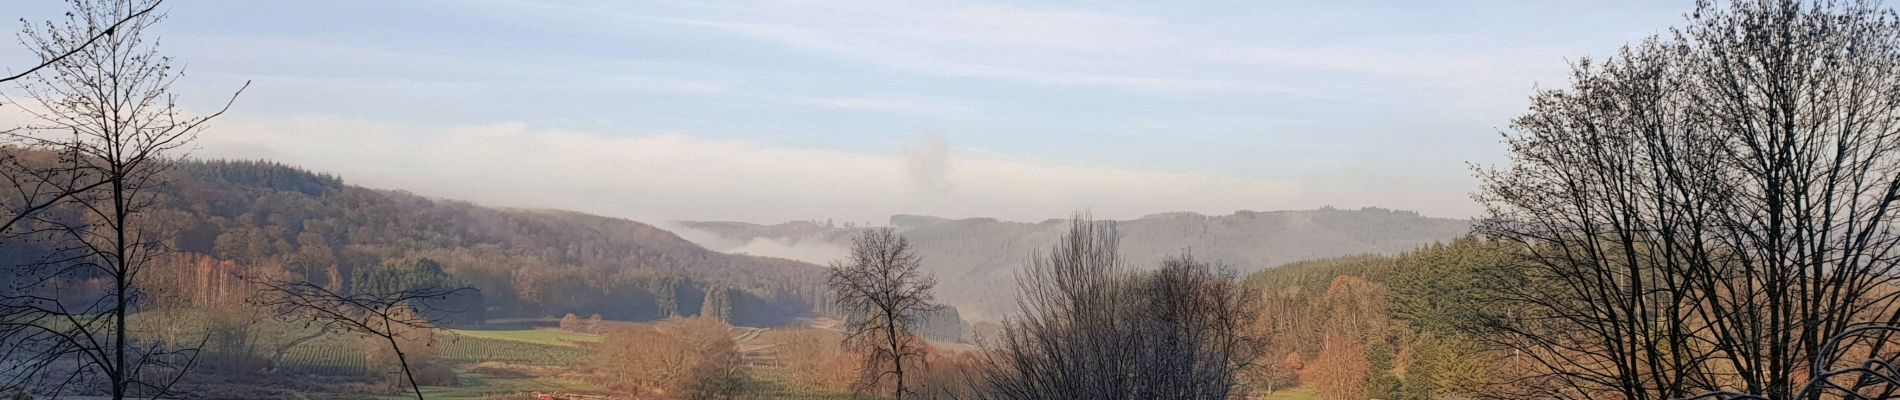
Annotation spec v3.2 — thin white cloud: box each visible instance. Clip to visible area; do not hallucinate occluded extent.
[792,97,975,119]
[251,0,1645,119]
[490,0,1577,104]
[913,62,1248,92]
[172,33,740,96]
[586,2,1265,92]
[192,115,1318,224]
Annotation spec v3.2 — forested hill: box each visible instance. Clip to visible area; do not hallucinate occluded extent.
[138,159,830,326]
[679,207,1470,320]
[1238,238,1503,400]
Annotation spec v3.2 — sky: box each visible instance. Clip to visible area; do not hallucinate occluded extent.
[2,0,1696,224]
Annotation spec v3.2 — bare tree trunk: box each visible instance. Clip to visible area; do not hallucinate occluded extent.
[384,316,425,400]
[887,309,905,400]
[112,171,128,400]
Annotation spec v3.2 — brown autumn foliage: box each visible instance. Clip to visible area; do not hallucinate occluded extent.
[1308,335,1370,400]
[559,313,583,332]
[914,345,985,400]
[1289,275,1399,400]
[592,316,744,399]
[363,307,450,388]
[596,326,689,394]
[777,328,860,394]
[135,254,280,376]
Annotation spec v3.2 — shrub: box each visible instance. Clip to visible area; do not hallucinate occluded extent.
[410,360,460,387]
[559,313,583,332]
[592,316,745,398]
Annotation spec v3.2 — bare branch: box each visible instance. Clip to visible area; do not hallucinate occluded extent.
[246,275,472,400]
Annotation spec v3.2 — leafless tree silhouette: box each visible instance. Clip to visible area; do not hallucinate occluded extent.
[0,0,242,398]
[1680,324,1900,400]
[1475,0,1900,399]
[0,0,162,238]
[248,277,472,400]
[977,215,1262,400]
[827,227,942,400]
[0,0,159,85]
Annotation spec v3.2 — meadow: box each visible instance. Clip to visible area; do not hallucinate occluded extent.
[121,310,876,399]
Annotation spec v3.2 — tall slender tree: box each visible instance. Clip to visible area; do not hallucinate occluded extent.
[0,0,241,398]
[827,227,941,400]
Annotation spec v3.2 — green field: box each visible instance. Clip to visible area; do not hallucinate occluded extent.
[447,327,600,347]
[1257,387,1323,400]
[232,323,599,375]
[114,311,884,399]
[280,327,610,398]
[439,333,594,366]
[118,310,612,398]
[312,375,608,400]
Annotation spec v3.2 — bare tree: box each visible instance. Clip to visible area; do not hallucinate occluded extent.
[977,215,1263,400]
[0,1,158,85]
[0,0,162,239]
[0,0,242,398]
[1472,36,1712,398]
[1475,0,1900,399]
[248,277,472,400]
[827,227,941,400]
[981,216,1132,400]
[1682,324,1900,400]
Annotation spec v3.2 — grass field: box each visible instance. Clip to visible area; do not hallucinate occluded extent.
[326,375,609,400]
[1257,387,1323,400]
[284,326,610,399]
[111,311,879,399]
[447,327,600,347]
[439,333,594,366]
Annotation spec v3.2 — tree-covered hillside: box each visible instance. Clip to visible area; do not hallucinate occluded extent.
[61,158,830,326]
[1242,238,1504,400]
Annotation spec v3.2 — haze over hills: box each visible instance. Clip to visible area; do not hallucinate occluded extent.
[62,155,1471,325]
[0,156,834,327]
[677,208,1471,319]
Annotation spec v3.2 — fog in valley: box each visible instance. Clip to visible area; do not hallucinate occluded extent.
[6,1,1900,400]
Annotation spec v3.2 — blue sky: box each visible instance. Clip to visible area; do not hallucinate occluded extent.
[3,0,1694,224]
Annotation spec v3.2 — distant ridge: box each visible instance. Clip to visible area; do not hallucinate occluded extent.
[678,207,1470,319]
